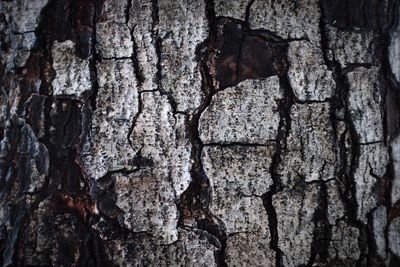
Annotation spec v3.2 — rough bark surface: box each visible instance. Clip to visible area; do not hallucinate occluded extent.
[0,0,399,266]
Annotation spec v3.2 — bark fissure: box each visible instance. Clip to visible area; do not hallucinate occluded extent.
[1,0,399,266]
[177,1,229,266]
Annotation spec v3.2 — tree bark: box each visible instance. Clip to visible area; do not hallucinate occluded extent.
[0,0,399,266]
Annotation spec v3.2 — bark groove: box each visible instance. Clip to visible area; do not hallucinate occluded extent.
[0,0,399,266]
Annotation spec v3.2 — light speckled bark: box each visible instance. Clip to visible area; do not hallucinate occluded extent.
[354,143,388,223]
[103,229,218,267]
[274,184,320,267]
[1,0,399,266]
[279,103,336,187]
[249,0,321,43]
[389,2,400,83]
[0,0,48,70]
[199,77,282,144]
[391,134,400,204]
[51,40,92,98]
[158,0,208,113]
[389,217,400,259]
[328,221,361,262]
[373,205,388,259]
[347,67,384,143]
[287,41,335,101]
[82,59,139,179]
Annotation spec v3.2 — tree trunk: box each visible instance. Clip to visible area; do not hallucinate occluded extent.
[0,0,399,266]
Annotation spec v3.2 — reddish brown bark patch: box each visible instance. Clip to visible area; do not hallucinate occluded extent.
[215,19,287,89]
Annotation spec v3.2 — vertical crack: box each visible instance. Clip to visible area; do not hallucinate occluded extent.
[129,33,145,87]
[151,0,161,93]
[176,0,229,266]
[306,180,331,266]
[126,33,145,146]
[126,0,145,88]
[125,2,145,147]
[319,1,372,265]
[319,0,361,226]
[262,191,283,267]
[380,0,400,265]
[262,62,295,267]
[125,0,132,25]
[244,0,255,24]
[127,90,143,148]
[150,0,178,114]
[88,0,101,112]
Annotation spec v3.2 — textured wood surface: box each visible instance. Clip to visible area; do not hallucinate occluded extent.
[0,0,399,266]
